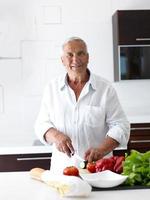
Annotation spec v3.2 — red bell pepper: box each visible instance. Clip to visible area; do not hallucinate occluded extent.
[95,156,125,174]
[113,156,125,174]
[95,157,115,172]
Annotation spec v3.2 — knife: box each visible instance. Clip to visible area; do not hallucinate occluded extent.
[71,153,88,168]
[73,153,85,162]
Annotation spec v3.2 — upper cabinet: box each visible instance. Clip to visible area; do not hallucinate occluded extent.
[113,10,150,45]
[112,10,150,81]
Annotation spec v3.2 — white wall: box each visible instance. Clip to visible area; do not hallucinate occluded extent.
[0,0,150,146]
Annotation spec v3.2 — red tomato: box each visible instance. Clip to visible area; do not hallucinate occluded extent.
[86,162,96,173]
[63,166,79,176]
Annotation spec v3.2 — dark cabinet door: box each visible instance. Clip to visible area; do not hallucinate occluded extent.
[114,10,150,45]
[112,10,150,81]
[128,123,150,152]
[113,123,150,156]
[0,153,52,172]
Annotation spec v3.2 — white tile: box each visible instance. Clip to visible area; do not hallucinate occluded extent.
[111,0,150,13]
[21,40,53,60]
[22,58,46,95]
[49,41,62,59]
[22,96,42,134]
[62,0,111,23]
[0,0,37,57]
[0,60,22,84]
[0,28,21,57]
[35,4,62,26]
[0,60,22,115]
[43,6,62,24]
[113,80,150,118]
[34,24,64,41]
[45,59,65,83]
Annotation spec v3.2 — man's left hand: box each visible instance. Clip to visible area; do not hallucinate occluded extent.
[84,148,104,163]
[84,136,119,163]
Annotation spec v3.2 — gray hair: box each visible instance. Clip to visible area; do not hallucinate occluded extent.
[61,36,88,53]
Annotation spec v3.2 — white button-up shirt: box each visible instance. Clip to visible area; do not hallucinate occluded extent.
[35,72,130,174]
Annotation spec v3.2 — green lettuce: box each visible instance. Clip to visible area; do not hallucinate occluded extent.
[122,150,150,186]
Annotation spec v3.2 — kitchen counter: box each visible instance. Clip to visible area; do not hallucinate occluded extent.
[0,171,149,200]
[0,146,52,155]
[0,146,52,172]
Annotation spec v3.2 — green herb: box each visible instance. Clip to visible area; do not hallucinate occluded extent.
[122,150,150,186]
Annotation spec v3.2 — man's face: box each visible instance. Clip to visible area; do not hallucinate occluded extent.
[61,40,89,73]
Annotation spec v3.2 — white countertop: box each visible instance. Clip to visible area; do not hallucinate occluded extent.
[0,146,52,155]
[129,115,150,124]
[0,171,149,200]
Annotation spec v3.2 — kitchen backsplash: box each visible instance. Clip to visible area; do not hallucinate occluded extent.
[0,0,150,146]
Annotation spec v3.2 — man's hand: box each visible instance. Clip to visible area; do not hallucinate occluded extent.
[54,132,74,157]
[44,128,74,157]
[84,148,104,163]
[84,136,119,163]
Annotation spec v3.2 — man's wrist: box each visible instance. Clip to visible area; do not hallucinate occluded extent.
[44,128,60,143]
[97,147,108,158]
[98,136,119,156]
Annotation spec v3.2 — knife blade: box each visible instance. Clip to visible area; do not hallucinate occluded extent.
[72,153,85,162]
[71,153,88,169]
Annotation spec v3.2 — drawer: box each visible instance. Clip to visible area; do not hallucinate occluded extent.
[0,153,52,172]
[129,124,150,152]
[113,123,150,155]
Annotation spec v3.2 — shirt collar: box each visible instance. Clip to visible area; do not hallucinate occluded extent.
[59,74,68,90]
[88,70,97,91]
[59,69,97,91]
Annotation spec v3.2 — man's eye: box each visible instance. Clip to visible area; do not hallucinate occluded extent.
[67,53,73,57]
[78,51,86,56]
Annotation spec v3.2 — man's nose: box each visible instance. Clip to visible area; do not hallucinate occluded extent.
[72,54,79,62]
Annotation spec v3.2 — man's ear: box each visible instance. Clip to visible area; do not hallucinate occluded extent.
[87,53,89,63]
[61,56,64,65]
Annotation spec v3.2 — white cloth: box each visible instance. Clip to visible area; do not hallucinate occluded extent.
[41,170,92,197]
[35,72,130,174]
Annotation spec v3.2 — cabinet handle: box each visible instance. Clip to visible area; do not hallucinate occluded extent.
[130,140,150,143]
[17,157,51,161]
[131,127,150,130]
[136,38,150,41]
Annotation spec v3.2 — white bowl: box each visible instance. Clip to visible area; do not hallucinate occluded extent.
[80,170,128,188]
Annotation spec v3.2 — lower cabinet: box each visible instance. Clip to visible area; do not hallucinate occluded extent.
[0,153,51,172]
[128,123,150,153]
[1,123,150,171]
[113,123,150,156]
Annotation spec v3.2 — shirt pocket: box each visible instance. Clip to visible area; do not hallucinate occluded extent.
[83,105,105,127]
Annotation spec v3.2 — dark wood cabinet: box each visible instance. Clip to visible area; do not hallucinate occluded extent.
[112,10,150,81]
[112,10,150,45]
[113,123,150,156]
[128,123,150,152]
[0,153,51,172]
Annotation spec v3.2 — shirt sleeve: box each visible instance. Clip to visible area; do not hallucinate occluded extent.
[105,86,130,149]
[34,85,55,145]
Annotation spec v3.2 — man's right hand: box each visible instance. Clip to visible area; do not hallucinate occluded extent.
[54,132,75,157]
[44,128,74,157]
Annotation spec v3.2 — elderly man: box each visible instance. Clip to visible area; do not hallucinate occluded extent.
[35,37,130,174]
